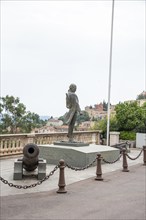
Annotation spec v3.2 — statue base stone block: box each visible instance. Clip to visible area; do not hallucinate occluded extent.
[38,144,120,168]
[54,141,89,147]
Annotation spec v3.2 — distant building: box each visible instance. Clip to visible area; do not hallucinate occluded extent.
[77,121,94,131]
[31,124,68,133]
[32,126,56,133]
[31,116,67,134]
[94,103,104,111]
[47,118,63,127]
[137,99,146,107]
[85,103,115,120]
[124,99,146,107]
[54,125,68,132]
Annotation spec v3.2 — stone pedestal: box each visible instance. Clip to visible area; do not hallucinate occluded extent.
[38,159,46,180]
[38,144,120,167]
[54,141,89,147]
[13,158,46,180]
[110,132,120,146]
[136,133,146,148]
[13,158,23,180]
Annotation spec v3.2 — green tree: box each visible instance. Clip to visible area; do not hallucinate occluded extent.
[76,111,90,124]
[115,102,143,131]
[136,92,146,100]
[21,112,45,133]
[92,118,107,132]
[0,95,45,134]
[58,115,66,124]
[92,116,118,136]
[91,101,146,140]
[0,96,26,133]
[136,102,146,133]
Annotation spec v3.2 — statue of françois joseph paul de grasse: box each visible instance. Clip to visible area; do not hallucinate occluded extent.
[64,84,82,143]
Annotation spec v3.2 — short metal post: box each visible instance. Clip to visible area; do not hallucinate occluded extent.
[95,153,103,181]
[122,148,129,172]
[57,159,67,193]
[143,146,146,166]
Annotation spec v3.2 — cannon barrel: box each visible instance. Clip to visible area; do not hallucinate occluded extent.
[22,143,39,171]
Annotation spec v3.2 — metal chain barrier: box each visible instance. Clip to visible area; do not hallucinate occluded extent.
[126,149,143,161]
[0,148,144,190]
[102,153,122,164]
[66,157,97,171]
[0,164,59,189]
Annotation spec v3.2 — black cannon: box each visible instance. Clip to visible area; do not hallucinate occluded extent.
[111,142,130,153]
[13,143,46,180]
[23,143,39,171]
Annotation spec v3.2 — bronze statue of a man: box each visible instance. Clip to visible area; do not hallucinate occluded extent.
[65,84,82,142]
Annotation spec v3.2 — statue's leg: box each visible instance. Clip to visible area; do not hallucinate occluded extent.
[67,113,77,142]
[67,123,73,141]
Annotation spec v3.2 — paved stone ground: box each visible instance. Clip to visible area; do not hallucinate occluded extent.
[0,148,146,220]
[0,148,143,197]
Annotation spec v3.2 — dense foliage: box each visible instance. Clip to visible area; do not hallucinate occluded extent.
[76,111,90,124]
[92,101,146,140]
[115,102,146,133]
[119,131,136,141]
[91,116,118,138]
[0,95,46,134]
[136,93,146,100]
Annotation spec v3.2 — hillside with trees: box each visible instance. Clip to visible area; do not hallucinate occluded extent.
[92,101,146,140]
[0,95,46,134]
[1,92,146,138]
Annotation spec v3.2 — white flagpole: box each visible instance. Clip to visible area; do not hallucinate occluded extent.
[107,0,115,146]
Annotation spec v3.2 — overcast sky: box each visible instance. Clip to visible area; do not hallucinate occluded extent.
[1,0,145,117]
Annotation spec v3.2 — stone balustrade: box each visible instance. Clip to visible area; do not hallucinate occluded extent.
[0,130,100,157]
